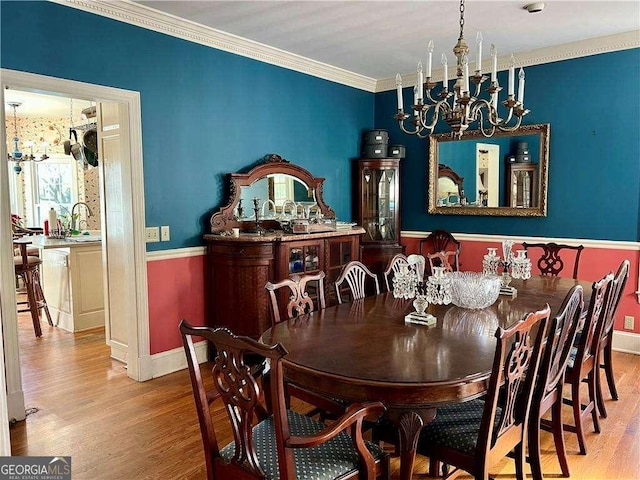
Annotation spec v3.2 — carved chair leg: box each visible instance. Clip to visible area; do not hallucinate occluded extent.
[528,412,544,480]
[428,458,440,477]
[32,268,53,327]
[23,271,42,338]
[551,396,570,477]
[595,360,608,419]
[514,442,526,480]
[587,371,600,434]
[569,379,588,455]
[603,340,618,400]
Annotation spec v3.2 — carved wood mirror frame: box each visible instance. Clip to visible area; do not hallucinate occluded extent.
[428,123,550,217]
[209,154,335,233]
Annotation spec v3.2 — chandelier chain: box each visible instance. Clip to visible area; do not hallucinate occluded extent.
[393,0,529,139]
[459,0,465,40]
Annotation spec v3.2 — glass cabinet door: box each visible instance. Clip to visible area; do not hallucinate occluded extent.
[361,166,397,243]
[288,243,320,274]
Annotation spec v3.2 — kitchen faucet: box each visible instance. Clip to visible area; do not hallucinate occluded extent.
[71,202,93,232]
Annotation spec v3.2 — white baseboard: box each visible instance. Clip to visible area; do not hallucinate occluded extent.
[612,331,640,355]
[110,341,128,364]
[151,340,208,378]
[6,390,26,423]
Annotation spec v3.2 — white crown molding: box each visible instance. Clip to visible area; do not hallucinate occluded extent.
[46,1,638,93]
[48,0,377,92]
[376,30,640,92]
[401,231,640,252]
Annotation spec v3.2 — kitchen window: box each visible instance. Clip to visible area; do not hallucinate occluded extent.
[9,154,79,228]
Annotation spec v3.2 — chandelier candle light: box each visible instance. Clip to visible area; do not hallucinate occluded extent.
[394,0,529,139]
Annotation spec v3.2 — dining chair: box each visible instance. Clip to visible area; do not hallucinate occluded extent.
[427,251,458,273]
[265,271,347,419]
[417,305,551,480]
[419,230,461,275]
[382,254,408,292]
[13,238,53,337]
[562,272,614,455]
[529,285,584,480]
[179,320,390,480]
[595,259,629,418]
[265,271,326,326]
[334,261,380,304]
[522,242,584,279]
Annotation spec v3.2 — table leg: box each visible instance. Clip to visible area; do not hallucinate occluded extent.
[395,409,436,480]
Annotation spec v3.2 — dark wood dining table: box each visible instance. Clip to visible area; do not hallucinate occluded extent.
[260,275,592,480]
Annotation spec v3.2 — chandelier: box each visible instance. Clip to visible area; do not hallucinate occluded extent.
[394,0,529,139]
[6,101,49,174]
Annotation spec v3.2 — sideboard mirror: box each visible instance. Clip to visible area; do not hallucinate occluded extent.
[428,123,550,217]
[209,154,335,232]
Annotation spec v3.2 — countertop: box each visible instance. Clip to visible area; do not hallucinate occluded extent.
[22,235,102,249]
[203,227,365,243]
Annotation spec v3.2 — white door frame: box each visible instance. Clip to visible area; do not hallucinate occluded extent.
[0,69,152,423]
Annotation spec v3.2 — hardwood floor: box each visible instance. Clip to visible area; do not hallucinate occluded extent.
[9,309,640,479]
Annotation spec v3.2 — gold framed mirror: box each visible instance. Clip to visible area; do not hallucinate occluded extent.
[428,123,550,217]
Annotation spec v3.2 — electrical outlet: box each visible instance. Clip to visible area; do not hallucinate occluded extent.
[146,226,159,243]
[160,225,170,242]
[624,316,635,330]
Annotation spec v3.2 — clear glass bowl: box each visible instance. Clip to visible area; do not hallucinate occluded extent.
[447,272,501,310]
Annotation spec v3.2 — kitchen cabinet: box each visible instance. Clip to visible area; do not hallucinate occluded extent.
[354,158,403,277]
[34,237,105,333]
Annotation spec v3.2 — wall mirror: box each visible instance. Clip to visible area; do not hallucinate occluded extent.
[209,154,335,232]
[428,123,550,217]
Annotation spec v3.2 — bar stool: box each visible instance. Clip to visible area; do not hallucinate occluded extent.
[13,238,53,337]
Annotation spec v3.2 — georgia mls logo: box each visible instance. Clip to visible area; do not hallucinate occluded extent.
[48,457,71,474]
[0,456,72,479]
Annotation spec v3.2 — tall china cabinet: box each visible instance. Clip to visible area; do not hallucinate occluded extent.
[354,158,403,277]
[204,154,363,338]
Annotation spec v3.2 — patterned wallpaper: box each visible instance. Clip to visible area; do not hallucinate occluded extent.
[6,115,101,230]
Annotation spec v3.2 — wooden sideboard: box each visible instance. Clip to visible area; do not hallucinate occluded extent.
[204,228,363,338]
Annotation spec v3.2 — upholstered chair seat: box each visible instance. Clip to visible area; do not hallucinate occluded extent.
[219,410,385,480]
[418,400,502,456]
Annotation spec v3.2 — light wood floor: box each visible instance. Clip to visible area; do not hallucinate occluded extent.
[9,309,640,479]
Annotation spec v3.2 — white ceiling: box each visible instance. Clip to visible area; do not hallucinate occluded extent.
[5,0,639,117]
[133,0,640,79]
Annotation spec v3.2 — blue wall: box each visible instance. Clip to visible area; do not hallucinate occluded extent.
[3,2,638,245]
[375,49,640,242]
[0,1,374,250]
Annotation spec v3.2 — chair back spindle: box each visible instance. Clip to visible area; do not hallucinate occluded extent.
[334,261,380,304]
[522,242,584,279]
[266,272,326,325]
[383,254,408,292]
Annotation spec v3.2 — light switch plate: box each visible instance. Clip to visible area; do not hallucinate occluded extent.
[161,225,170,242]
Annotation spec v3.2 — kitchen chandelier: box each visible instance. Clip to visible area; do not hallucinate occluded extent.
[394,0,529,139]
[6,101,49,174]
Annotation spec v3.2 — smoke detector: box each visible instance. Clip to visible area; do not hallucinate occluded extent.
[524,2,546,13]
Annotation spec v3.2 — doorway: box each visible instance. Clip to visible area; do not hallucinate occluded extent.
[0,69,151,427]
